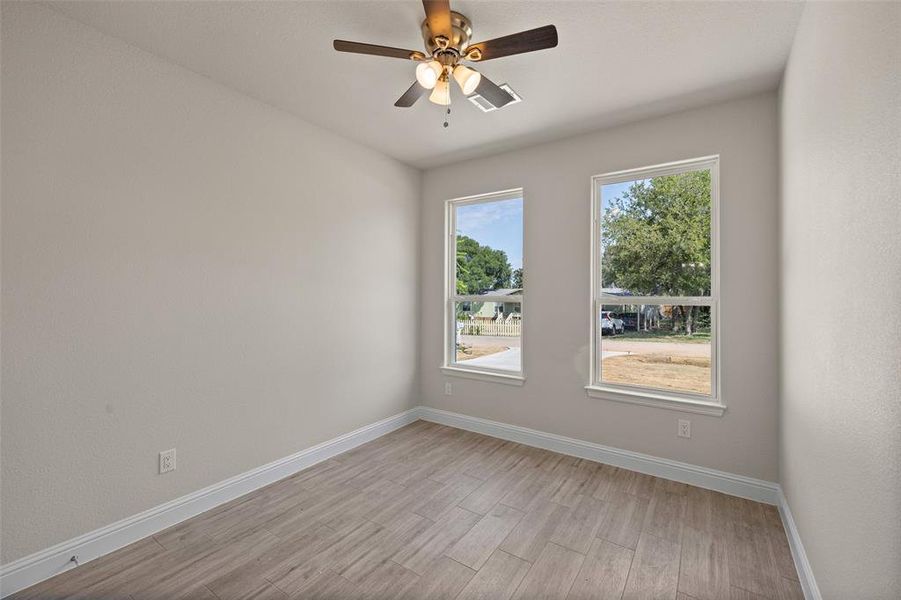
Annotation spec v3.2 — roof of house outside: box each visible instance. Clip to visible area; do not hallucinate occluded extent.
[601,287,633,296]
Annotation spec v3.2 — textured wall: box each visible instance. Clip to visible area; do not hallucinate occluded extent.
[779,2,901,598]
[1,3,420,563]
[421,93,780,482]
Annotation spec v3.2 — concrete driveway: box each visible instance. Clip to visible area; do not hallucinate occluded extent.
[460,347,521,371]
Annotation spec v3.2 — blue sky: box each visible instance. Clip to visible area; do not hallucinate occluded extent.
[601,179,646,211]
[456,198,523,270]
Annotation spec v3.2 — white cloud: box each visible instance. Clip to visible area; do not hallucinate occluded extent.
[456,199,522,233]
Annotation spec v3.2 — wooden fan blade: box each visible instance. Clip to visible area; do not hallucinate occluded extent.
[333,40,424,61]
[395,82,428,107]
[473,75,515,109]
[466,25,558,61]
[422,0,452,40]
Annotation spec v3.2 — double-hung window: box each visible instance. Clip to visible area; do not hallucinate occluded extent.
[588,157,723,414]
[443,189,524,384]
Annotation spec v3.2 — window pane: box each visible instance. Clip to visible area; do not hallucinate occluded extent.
[601,170,711,296]
[454,301,521,372]
[600,304,711,396]
[455,197,523,294]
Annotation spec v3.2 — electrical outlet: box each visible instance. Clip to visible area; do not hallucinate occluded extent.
[159,448,176,474]
[444,382,453,396]
[678,420,691,439]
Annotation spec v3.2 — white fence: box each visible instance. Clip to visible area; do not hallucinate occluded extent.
[458,319,521,337]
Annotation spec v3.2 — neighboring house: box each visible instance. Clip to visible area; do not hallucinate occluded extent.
[463,288,522,320]
[601,286,632,297]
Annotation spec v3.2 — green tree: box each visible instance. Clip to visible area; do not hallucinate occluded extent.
[456,235,512,294]
[512,268,523,289]
[602,171,711,334]
[455,248,469,295]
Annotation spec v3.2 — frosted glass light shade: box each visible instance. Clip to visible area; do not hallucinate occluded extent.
[453,65,481,96]
[429,78,451,105]
[415,60,442,89]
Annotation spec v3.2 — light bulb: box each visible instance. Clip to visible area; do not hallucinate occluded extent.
[452,65,482,96]
[429,77,451,106]
[415,60,442,89]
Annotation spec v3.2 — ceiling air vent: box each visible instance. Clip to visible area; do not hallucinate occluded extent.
[467,83,522,113]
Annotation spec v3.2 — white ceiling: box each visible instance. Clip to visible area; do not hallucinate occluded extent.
[48,1,804,169]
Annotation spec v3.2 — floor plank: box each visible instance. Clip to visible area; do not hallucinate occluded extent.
[511,543,585,600]
[566,538,633,600]
[776,576,805,600]
[598,490,650,550]
[726,521,780,598]
[500,499,573,562]
[447,503,525,570]
[678,526,730,600]
[393,505,481,575]
[642,487,687,544]
[622,533,681,600]
[413,472,483,521]
[549,494,609,554]
[729,586,769,600]
[456,550,531,600]
[206,525,337,599]
[549,459,606,507]
[401,556,476,600]
[459,462,531,515]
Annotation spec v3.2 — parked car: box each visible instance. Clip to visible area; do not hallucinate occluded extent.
[601,311,624,335]
[619,313,638,330]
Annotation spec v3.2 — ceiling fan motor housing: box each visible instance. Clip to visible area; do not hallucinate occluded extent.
[421,11,472,58]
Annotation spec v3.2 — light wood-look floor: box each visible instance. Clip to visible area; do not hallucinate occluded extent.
[13,421,802,600]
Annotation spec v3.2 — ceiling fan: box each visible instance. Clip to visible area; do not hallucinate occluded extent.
[333,0,558,112]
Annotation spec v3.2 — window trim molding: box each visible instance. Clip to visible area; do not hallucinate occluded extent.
[588,156,724,414]
[444,188,525,383]
[440,366,526,386]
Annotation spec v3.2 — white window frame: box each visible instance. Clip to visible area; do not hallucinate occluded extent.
[442,188,525,385]
[586,156,724,416]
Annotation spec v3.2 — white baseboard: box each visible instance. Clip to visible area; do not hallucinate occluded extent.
[0,408,420,598]
[777,489,822,600]
[418,406,781,504]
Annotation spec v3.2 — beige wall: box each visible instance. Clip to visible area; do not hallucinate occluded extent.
[779,2,901,598]
[421,93,780,482]
[0,3,420,563]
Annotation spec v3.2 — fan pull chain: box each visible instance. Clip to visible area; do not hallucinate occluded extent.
[444,106,451,128]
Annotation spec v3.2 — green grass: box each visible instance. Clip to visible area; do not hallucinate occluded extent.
[614,329,711,344]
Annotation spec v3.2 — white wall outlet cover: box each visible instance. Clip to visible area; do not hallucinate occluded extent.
[159,449,176,474]
[678,420,691,438]
[444,382,453,395]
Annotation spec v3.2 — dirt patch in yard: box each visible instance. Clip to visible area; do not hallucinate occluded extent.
[457,345,509,361]
[602,353,711,395]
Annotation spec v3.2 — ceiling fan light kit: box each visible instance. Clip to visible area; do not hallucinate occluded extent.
[416,60,443,89]
[452,65,481,96]
[333,0,557,115]
[429,76,451,106]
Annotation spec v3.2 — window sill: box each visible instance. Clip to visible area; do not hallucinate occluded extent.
[585,385,725,416]
[441,366,526,386]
